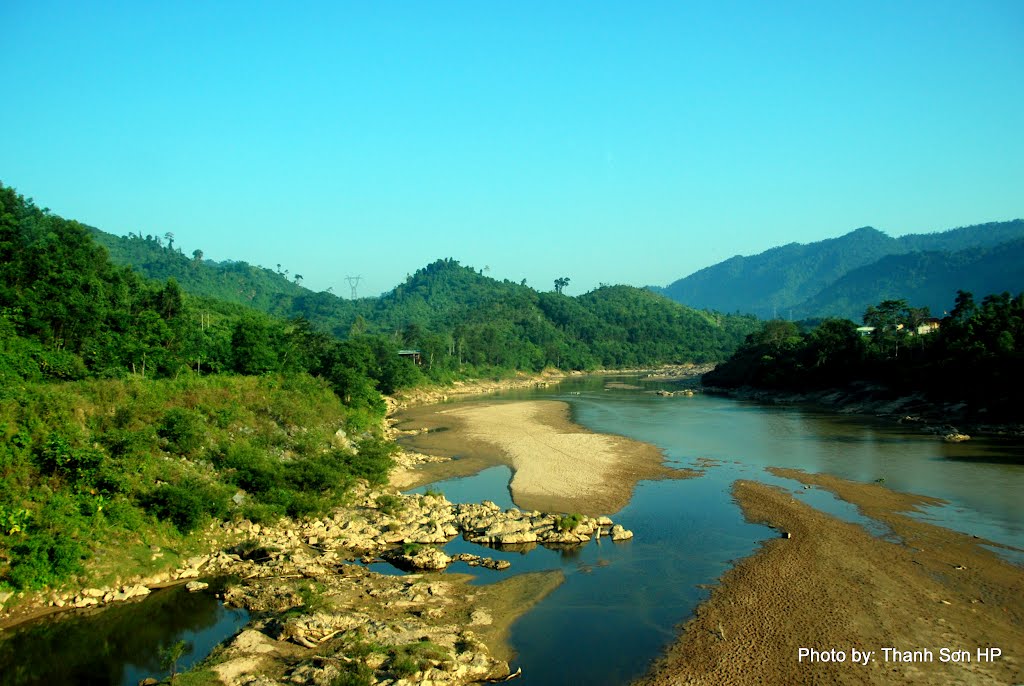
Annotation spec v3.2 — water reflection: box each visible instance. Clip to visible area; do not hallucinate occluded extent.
[0,584,248,686]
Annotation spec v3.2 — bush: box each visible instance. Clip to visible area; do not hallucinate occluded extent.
[157,408,206,456]
[556,513,582,532]
[7,530,87,589]
[348,439,396,485]
[143,480,228,533]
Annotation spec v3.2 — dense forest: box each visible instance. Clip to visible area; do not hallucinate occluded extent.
[704,292,1024,420]
[91,220,759,372]
[0,181,755,593]
[658,221,1024,320]
[0,183,408,591]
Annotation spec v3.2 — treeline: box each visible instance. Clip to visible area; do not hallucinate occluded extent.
[0,180,755,593]
[92,226,760,372]
[0,184,407,591]
[704,292,1024,419]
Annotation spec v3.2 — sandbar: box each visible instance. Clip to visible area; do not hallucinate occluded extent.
[394,400,691,515]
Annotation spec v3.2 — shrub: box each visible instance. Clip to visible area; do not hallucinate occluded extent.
[556,513,582,532]
[332,662,374,686]
[375,494,403,516]
[157,409,206,456]
[7,530,87,589]
[142,480,228,533]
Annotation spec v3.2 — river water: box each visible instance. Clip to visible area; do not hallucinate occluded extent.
[402,374,1024,685]
[2,375,1021,685]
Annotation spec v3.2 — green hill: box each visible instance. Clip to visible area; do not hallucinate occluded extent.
[796,238,1024,319]
[660,220,1024,318]
[90,227,759,371]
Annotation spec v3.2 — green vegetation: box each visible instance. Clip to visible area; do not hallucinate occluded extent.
[660,221,1024,320]
[91,228,759,372]
[555,513,583,532]
[705,291,1024,420]
[159,639,191,684]
[386,640,450,677]
[0,179,756,595]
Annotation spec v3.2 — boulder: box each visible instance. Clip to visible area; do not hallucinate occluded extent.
[606,528,630,544]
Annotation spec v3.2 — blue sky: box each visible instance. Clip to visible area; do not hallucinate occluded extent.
[2,1,1022,297]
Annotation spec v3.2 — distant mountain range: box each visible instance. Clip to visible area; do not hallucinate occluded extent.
[655,220,1024,320]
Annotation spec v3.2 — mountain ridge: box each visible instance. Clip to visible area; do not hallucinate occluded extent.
[659,219,1024,319]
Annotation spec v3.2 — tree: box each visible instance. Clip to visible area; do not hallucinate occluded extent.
[554,277,570,294]
[164,232,175,250]
[192,249,203,262]
[294,274,303,286]
[160,639,191,683]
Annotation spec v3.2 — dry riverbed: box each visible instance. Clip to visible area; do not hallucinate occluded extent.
[637,470,1024,685]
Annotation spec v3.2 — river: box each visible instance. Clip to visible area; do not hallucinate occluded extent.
[2,375,1021,685]
[401,374,1024,685]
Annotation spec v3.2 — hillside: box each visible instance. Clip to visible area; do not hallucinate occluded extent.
[796,239,1024,319]
[90,228,759,370]
[660,220,1024,319]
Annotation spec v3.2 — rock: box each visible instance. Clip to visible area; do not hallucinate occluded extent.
[186,581,209,592]
[385,546,452,571]
[470,609,493,625]
[944,433,971,442]
[610,525,634,541]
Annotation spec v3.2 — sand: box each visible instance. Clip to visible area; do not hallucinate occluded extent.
[396,398,1023,683]
[394,400,690,515]
[636,472,1024,685]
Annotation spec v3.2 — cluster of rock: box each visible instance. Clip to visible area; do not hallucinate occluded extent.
[9,484,632,685]
[39,582,152,610]
[654,389,696,397]
[456,500,632,547]
[213,566,519,685]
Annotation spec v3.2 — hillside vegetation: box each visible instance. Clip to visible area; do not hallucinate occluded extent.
[0,180,756,595]
[659,221,1024,320]
[91,227,759,372]
[705,292,1024,420]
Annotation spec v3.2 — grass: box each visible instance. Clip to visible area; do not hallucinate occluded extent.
[386,640,450,678]
[0,373,394,594]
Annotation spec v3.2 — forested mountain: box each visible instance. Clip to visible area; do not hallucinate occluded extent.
[796,239,1024,319]
[88,227,330,316]
[1,182,402,591]
[91,227,759,370]
[659,220,1024,319]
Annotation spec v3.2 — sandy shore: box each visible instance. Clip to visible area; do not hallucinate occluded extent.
[394,400,691,515]
[637,471,1024,685]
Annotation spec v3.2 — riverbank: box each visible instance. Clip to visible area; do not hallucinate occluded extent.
[704,382,1024,441]
[393,400,693,515]
[636,470,1024,685]
[1,481,635,684]
[387,368,569,412]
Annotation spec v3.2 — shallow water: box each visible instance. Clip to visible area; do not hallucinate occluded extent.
[403,375,1024,685]
[0,583,248,686]
[3,377,1020,685]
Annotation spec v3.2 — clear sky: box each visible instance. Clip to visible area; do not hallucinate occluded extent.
[2,1,1022,297]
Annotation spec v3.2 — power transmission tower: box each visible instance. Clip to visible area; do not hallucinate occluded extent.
[345,275,363,300]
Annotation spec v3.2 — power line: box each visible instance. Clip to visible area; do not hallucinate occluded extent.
[345,275,363,300]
